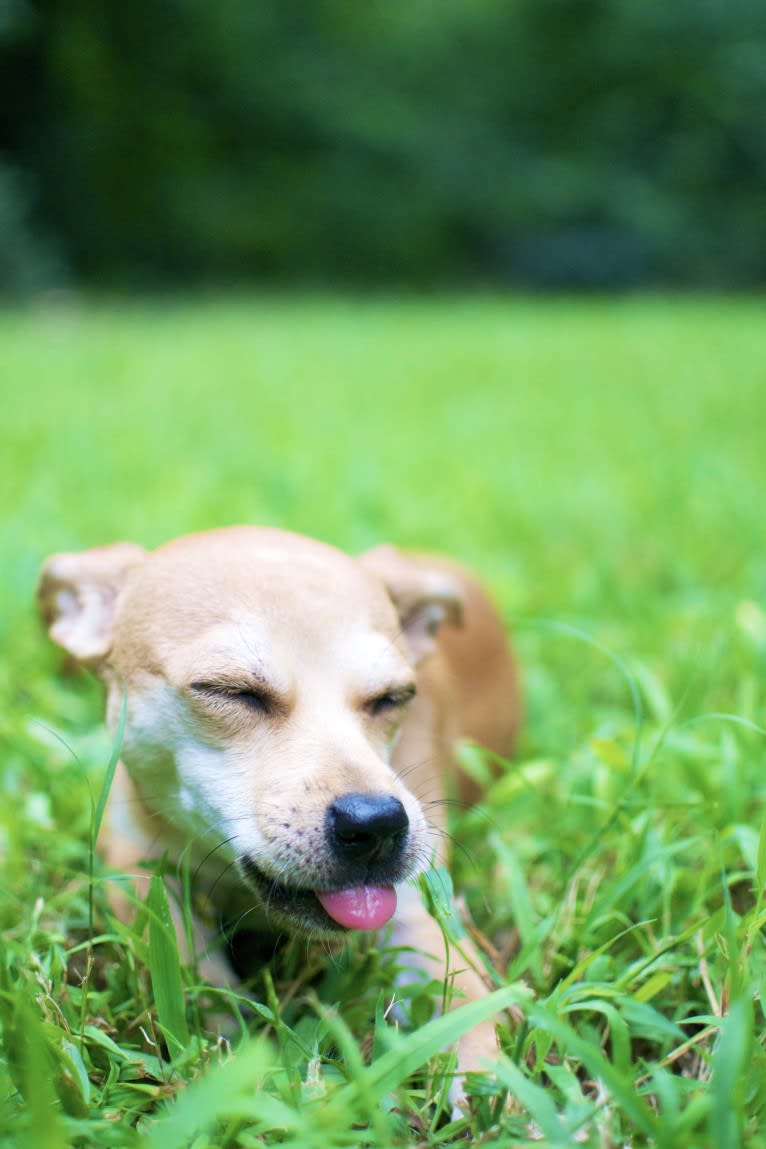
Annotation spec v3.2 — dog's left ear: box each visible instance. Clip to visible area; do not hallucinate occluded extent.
[38,542,147,666]
[359,545,464,664]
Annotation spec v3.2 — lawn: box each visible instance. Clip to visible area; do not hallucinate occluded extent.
[1,294,765,1147]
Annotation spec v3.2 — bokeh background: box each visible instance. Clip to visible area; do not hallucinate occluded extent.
[2,0,765,296]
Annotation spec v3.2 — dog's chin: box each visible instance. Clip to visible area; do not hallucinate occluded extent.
[241,859,350,936]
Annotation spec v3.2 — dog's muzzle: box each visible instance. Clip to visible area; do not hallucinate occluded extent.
[242,791,412,934]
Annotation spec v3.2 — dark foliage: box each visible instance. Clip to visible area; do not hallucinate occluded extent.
[2,0,765,291]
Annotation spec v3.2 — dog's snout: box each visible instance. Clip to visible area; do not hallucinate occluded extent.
[328,793,409,864]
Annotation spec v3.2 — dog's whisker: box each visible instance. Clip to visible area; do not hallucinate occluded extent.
[227,902,264,939]
[423,825,478,869]
[316,932,344,970]
[421,796,468,811]
[394,756,436,784]
[192,835,241,885]
[411,788,449,810]
[206,854,243,901]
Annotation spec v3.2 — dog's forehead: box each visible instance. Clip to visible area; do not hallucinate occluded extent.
[163,617,408,691]
[111,530,406,671]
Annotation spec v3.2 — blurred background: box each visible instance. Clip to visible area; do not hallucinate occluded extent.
[2,0,765,297]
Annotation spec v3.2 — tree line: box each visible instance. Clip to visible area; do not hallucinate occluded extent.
[2,0,765,293]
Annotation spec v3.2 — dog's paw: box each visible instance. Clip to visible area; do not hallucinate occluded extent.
[446,1017,501,1114]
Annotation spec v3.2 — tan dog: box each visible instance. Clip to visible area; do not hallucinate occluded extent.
[38,526,520,1086]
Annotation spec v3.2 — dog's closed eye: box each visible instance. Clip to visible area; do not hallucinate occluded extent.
[189,680,280,716]
[365,684,417,717]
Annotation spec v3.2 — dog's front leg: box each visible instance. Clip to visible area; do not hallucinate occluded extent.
[388,883,499,1100]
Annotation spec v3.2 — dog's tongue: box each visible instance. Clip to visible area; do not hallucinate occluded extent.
[315,885,397,930]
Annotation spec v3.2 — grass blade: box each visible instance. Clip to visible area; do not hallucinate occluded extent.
[527,1001,658,1139]
[148,874,190,1055]
[327,983,527,1106]
[709,995,754,1149]
[93,687,127,843]
[493,1057,573,1145]
[146,1039,277,1149]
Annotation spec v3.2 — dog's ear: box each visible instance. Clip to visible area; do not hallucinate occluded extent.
[359,545,464,664]
[38,542,147,665]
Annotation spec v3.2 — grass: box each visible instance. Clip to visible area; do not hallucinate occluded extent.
[1,293,766,1146]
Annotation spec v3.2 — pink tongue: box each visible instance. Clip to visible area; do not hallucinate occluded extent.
[315,885,397,930]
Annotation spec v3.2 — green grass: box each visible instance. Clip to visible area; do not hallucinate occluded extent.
[1,293,766,1146]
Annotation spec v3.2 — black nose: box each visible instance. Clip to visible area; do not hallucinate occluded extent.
[328,793,409,864]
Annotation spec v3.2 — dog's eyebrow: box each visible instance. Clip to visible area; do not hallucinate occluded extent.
[360,672,417,698]
[188,667,273,691]
[185,657,276,691]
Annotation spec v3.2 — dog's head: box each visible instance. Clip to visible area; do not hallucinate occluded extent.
[39,527,463,934]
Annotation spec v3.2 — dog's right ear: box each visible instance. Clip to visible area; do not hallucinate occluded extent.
[359,544,464,665]
[38,542,147,666]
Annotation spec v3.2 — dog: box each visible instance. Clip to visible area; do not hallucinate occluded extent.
[38,526,521,1089]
